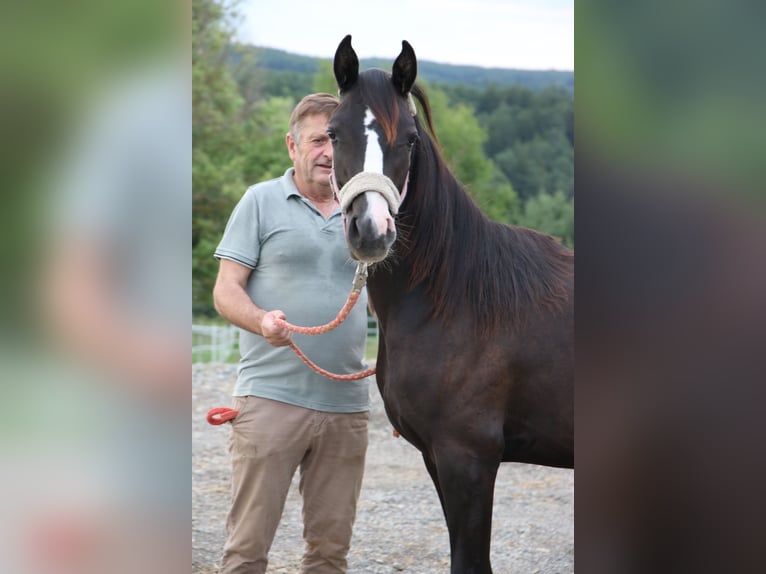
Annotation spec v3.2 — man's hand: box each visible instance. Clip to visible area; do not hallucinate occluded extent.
[260,310,292,347]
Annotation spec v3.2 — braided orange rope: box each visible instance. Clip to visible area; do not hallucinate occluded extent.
[274,289,377,381]
[287,340,376,381]
[274,291,361,335]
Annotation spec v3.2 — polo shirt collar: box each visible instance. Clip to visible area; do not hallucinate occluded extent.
[280,167,302,200]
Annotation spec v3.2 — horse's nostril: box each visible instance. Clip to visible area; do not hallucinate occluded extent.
[345,215,360,243]
[347,215,357,231]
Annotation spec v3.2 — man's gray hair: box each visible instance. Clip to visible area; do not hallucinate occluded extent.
[288,93,340,143]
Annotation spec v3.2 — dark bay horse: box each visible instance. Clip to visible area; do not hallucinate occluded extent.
[329,35,573,574]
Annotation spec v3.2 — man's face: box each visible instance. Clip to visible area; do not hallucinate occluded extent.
[287,113,333,191]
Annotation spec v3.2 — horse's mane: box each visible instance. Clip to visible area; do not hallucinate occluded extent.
[363,72,573,337]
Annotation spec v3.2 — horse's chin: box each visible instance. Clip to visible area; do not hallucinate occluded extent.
[345,212,396,264]
[347,242,392,265]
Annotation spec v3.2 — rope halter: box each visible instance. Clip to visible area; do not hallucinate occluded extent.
[331,171,402,216]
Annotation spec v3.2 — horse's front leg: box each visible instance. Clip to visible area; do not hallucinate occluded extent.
[432,442,501,574]
[422,453,447,520]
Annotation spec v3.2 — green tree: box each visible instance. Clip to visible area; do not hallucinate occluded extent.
[479,86,573,203]
[517,191,574,248]
[241,96,295,185]
[260,70,313,100]
[312,60,338,95]
[192,0,246,315]
[494,134,574,202]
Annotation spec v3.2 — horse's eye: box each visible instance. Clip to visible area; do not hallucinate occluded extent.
[327,128,337,143]
[407,133,419,148]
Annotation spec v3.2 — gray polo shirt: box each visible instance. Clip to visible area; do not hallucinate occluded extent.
[215,168,370,412]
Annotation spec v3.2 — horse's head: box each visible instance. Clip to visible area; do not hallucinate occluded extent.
[330,35,419,263]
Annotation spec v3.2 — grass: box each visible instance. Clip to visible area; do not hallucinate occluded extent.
[192,348,239,363]
[365,335,378,361]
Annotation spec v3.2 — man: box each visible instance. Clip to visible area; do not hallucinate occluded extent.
[213,93,370,574]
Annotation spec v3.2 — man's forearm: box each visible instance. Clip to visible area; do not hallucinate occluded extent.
[213,281,266,335]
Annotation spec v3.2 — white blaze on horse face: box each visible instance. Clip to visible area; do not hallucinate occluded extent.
[363,108,384,173]
[366,192,396,235]
[360,108,394,237]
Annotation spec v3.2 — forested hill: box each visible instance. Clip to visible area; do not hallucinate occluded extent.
[230,44,574,92]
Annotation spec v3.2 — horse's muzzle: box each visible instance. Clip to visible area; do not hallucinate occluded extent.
[345,191,396,263]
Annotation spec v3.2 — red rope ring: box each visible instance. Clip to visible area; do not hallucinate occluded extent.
[206,407,239,425]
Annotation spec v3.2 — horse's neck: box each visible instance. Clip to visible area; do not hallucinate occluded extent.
[366,261,411,327]
[367,258,436,334]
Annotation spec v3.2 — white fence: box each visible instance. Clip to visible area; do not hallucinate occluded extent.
[192,318,378,364]
[192,324,239,363]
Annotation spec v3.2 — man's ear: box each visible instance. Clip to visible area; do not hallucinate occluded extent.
[285,132,297,161]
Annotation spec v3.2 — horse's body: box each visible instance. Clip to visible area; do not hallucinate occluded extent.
[330,36,573,573]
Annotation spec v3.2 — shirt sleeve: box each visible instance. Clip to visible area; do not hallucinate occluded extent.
[213,187,261,269]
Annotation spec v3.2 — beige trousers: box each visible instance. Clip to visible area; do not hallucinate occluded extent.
[219,396,369,574]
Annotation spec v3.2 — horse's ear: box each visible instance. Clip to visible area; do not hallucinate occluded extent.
[392,40,417,96]
[334,35,359,93]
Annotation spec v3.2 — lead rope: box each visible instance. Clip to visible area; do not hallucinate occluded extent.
[273,262,376,381]
[206,263,376,426]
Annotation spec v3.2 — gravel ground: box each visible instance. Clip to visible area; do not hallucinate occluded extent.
[192,364,573,573]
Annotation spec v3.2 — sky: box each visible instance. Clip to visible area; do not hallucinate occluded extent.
[233,0,573,71]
